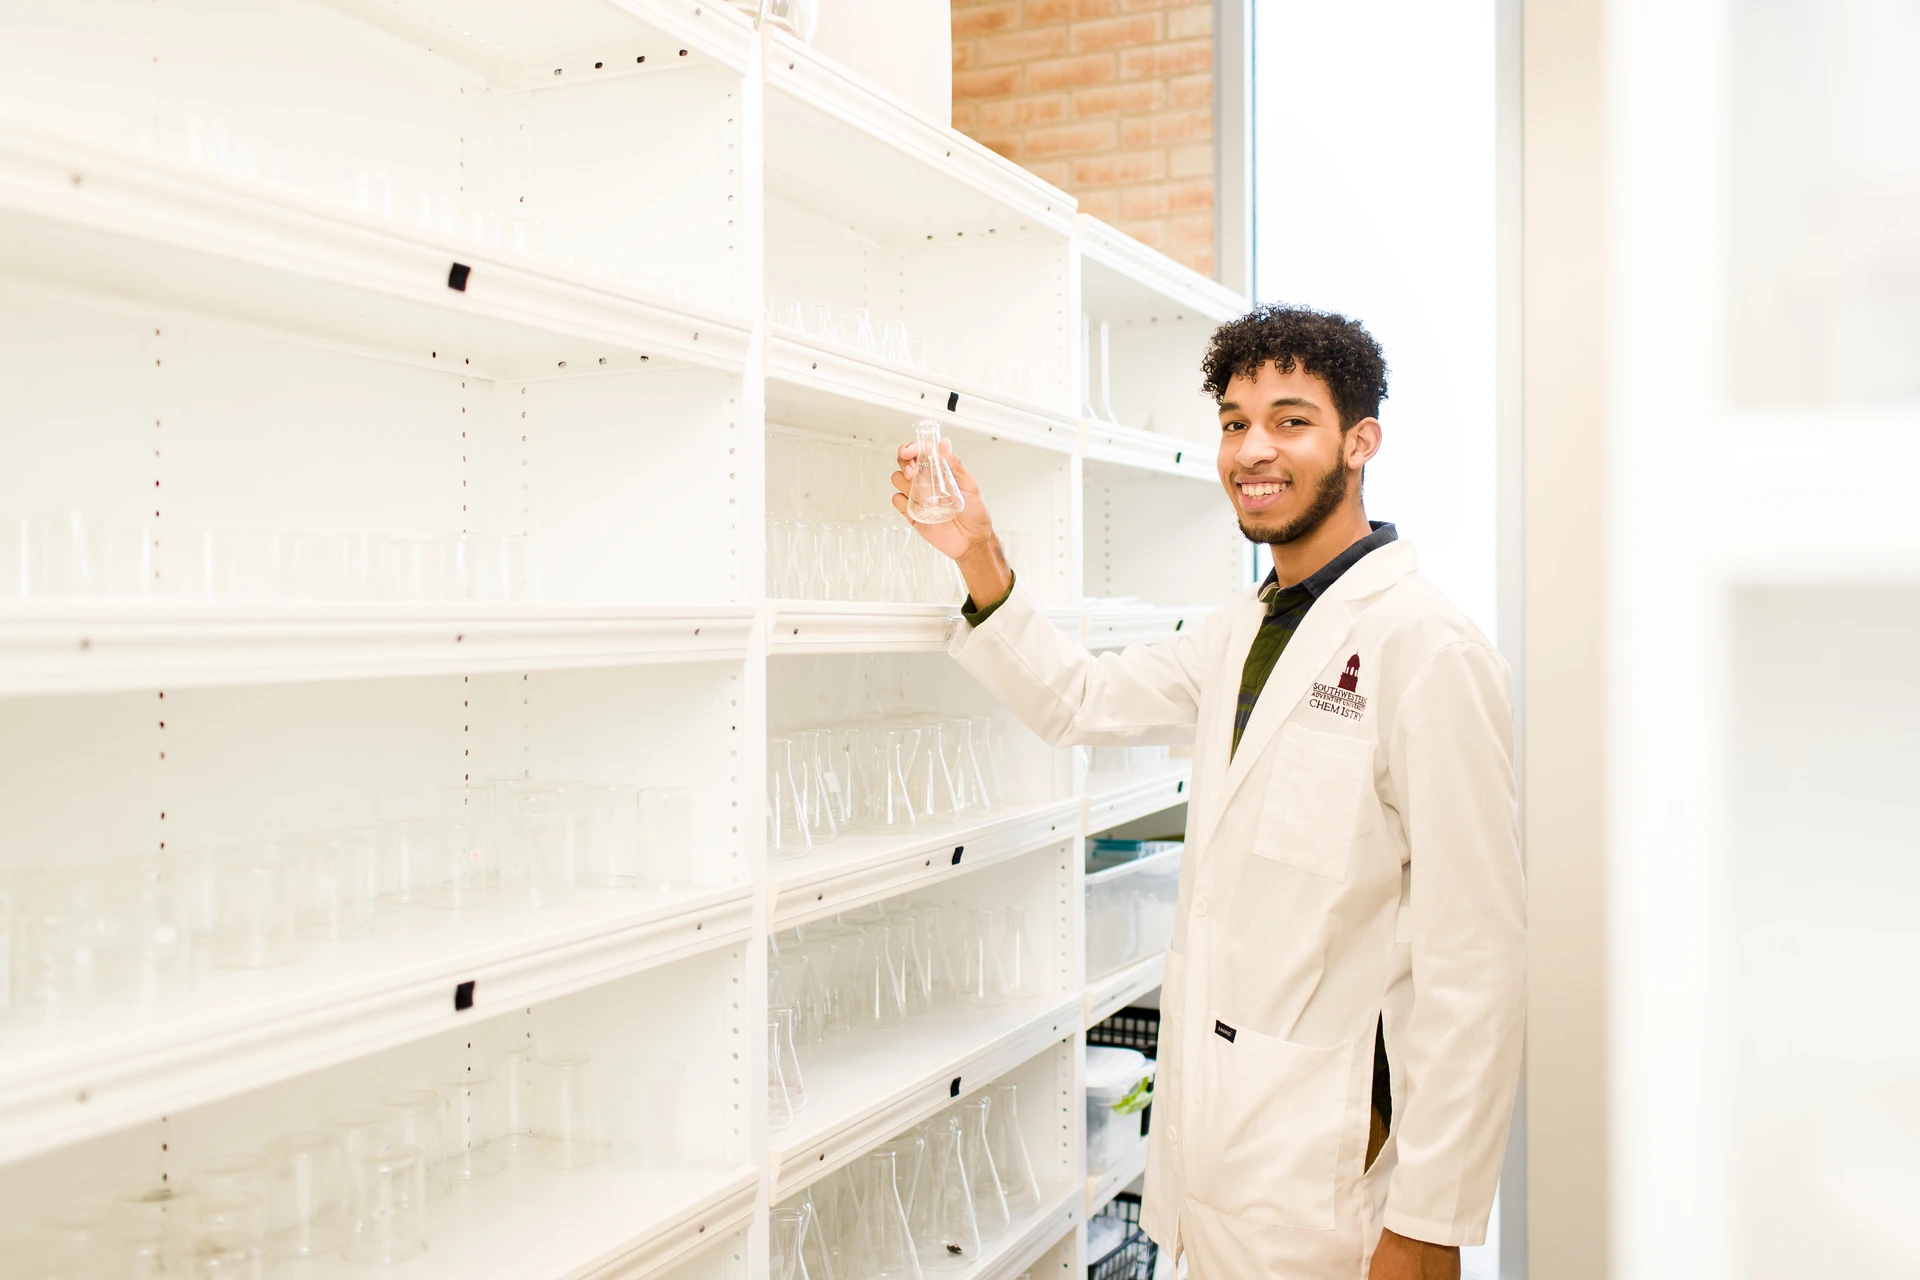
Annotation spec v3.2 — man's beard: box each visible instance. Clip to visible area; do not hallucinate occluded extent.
[1237,453,1350,545]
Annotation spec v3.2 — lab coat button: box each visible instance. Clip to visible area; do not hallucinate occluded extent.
[1168,1126,1179,1144]
[1194,896,1210,916]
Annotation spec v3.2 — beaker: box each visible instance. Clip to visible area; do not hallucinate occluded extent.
[263,1131,340,1259]
[341,1143,427,1265]
[905,721,962,825]
[493,1045,541,1153]
[537,1052,598,1169]
[997,905,1044,1000]
[435,785,494,908]
[854,922,908,1028]
[214,847,298,970]
[904,421,965,525]
[379,1090,449,1199]
[773,1004,808,1113]
[375,816,438,909]
[988,1081,1043,1215]
[637,786,695,889]
[861,1148,924,1278]
[908,1114,980,1270]
[768,735,814,859]
[299,830,374,940]
[503,785,575,908]
[581,783,640,888]
[438,1073,504,1180]
[960,1095,1011,1241]
[185,1231,263,1278]
[959,907,1007,1009]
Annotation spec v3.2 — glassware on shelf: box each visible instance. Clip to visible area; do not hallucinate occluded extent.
[500,785,576,909]
[967,714,1008,803]
[854,922,908,1028]
[379,1089,449,1199]
[768,1014,795,1132]
[805,302,836,342]
[864,728,919,834]
[909,1113,981,1270]
[911,903,957,1007]
[905,721,962,826]
[881,320,913,365]
[492,1046,541,1153]
[438,1073,505,1181]
[772,1004,808,1113]
[889,909,934,1017]
[264,1131,341,1259]
[796,729,840,846]
[768,735,815,859]
[837,307,878,355]
[195,1154,269,1198]
[862,1148,925,1279]
[771,1204,813,1280]
[608,1058,683,1169]
[375,816,438,910]
[537,1052,598,1169]
[215,846,299,970]
[299,829,375,941]
[580,783,639,888]
[821,928,862,1035]
[960,1095,1012,1242]
[195,1189,267,1239]
[959,907,1007,1009]
[185,1230,264,1277]
[997,905,1044,1001]
[342,1143,427,1265]
[320,1109,393,1166]
[636,785,695,889]
[946,718,995,817]
[904,421,965,525]
[987,1081,1044,1215]
[436,785,494,908]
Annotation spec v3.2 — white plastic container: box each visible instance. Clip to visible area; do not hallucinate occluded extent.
[1084,846,1183,979]
[1084,1046,1155,1173]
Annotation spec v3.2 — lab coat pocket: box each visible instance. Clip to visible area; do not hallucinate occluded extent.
[1189,1021,1352,1229]
[1251,722,1373,882]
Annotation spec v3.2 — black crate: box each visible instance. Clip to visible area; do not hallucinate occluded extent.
[1088,1005,1160,1133]
[1088,1193,1158,1280]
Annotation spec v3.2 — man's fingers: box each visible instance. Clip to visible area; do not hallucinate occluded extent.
[889,491,910,516]
[890,468,911,495]
[940,439,979,489]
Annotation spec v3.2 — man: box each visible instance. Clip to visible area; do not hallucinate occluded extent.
[892,305,1525,1280]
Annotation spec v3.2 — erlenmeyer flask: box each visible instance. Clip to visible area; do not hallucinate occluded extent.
[861,1149,924,1278]
[960,1095,1012,1241]
[772,1204,812,1280]
[773,1004,807,1113]
[986,1081,1043,1215]
[908,1114,981,1270]
[798,730,840,845]
[905,722,962,825]
[797,1184,839,1280]
[967,714,1007,806]
[819,1162,870,1280]
[787,943,831,1047]
[959,907,1006,1008]
[855,922,908,1028]
[890,910,933,1016]
[820,927,860,1035]
[997,905,1044,1000]
[769,735,814,859]
[946,717,993,817]
[913,904,958,1005]
[865,728,918,834]
[828,724,864,830]
[904,421,965,524]
[888,1132,927,1235]
[768,1015,794,1130]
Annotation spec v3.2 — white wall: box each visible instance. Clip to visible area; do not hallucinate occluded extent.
[1252,1,1500,638]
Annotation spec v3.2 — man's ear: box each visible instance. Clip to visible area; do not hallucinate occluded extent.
[1346,416,1383,469]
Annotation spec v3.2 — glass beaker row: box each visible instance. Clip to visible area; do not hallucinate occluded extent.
[768,514,963,604]
[775,1080,1046,1278]
[1,783,697,1024]
[26,1047,683,1274]
[0,510,534,603]
[765,301,1045,400]
[768,717,1006,857]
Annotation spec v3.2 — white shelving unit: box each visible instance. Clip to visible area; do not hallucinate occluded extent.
[0,3,1245,1275]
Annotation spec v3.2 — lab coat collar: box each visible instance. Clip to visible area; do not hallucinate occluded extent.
[1208,540,1419,831]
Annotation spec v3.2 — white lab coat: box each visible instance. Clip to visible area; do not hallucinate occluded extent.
[949,540,1525,1279]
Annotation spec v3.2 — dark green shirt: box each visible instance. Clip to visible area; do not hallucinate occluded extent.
[1232,522,1398,757]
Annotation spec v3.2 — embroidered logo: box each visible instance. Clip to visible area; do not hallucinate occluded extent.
[1214,1020,1237,1043]
[1310,654,1369,721]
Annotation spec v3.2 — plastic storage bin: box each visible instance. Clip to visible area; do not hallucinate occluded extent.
[1085,1045,1154,1173]
[1084,845,1182,979]
[1088,1006,1161,1134]
[1087,1192,1158,1280]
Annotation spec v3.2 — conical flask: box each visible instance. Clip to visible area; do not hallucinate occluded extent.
[967,714,1007,803]
[769,735,814,859]
[986,1082,1043,1215]
[890,910,933,1016]
[908,1114,981,1269]
[773,1004,807,1112]
[768,1014,794,1130]
[797,729,840,845]
[997,905,1044,1000]
[959,907,1006,1008]
[913,904,958,1005]
[960,1095,1012,1241]
[904,421,965,525]
[865,728,918,834]
[861,1149,924,1278]
[772,1204,813,1280]
[947,717,994,816]
[854,922,908,1028]
[905,722,962,825]
[817,1163,870,1280]
[796,1185,839,1280]
[888,1132,927,1237]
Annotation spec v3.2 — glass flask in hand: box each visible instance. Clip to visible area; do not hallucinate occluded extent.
[905,421,966,525]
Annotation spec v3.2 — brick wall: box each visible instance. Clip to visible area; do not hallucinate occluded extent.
[950,0,1215,277]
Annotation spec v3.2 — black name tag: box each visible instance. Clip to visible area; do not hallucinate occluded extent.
[1214,1020,1237,1043]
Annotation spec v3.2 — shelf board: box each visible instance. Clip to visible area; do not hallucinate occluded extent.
[1085,952,1164,1030]
[0,119,752,380]
[286,1161,757,1280]
[316,0,756,83]
[1086,1136,1149,1218]
[767,331,1079,456]
[1082,604,1213,652]
[0,603,755,697]
[766,600,959,654]
[969,1183,1086,1280]
[770,798,1079,932]
[1085,764,1192,835]
[1078,214,1247,326]
[770,994,1080,1199]
[0,884,753,1165]
[764,32,1075,243]
[1082,419,1217,484]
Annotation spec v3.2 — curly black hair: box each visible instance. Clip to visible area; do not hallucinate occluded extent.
[1200,304,1389,428]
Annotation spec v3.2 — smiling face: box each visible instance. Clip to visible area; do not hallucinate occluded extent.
[1216,361,1379,544]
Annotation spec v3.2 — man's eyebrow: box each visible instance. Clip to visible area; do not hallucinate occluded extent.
[1269,397,1319,410]
[1217,399,1240,412]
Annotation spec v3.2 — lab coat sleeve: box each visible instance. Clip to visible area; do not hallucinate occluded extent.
[1380,640,1527,1246]
[946,580,1218,746]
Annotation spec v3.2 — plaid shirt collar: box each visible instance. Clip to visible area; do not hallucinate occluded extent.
[1257,521,1399,612]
